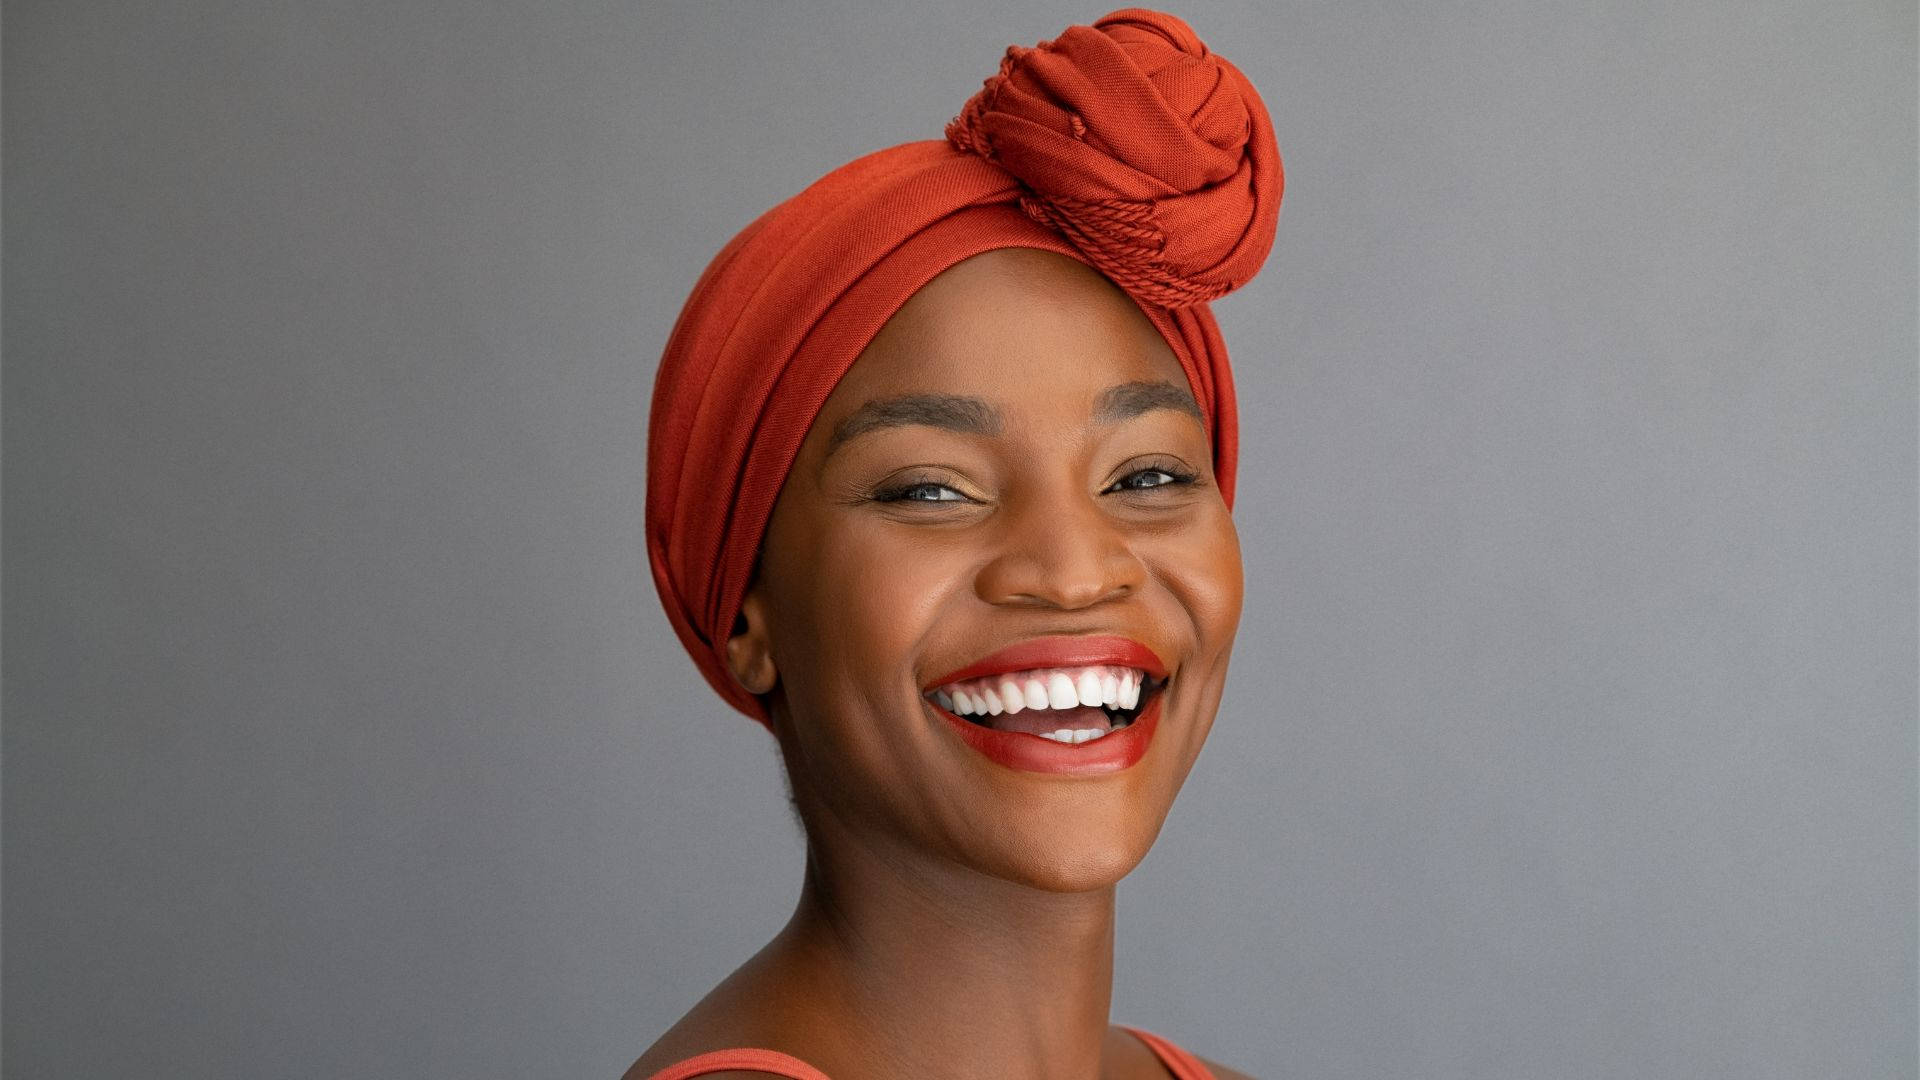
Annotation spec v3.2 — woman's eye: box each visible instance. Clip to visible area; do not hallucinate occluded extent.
[1108,466,1196,493]
[874,481,969,503]
[872,465,1196,504]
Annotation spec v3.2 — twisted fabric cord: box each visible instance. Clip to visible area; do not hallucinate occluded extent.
[1017,193,1230,307]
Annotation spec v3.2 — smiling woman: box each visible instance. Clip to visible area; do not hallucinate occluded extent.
[631,10,1281,1079]
[768,250,1235,795]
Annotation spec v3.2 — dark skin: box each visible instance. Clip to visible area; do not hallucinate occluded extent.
[626,248,1254,1080]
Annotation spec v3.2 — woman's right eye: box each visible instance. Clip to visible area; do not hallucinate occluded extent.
[873,481,969,503]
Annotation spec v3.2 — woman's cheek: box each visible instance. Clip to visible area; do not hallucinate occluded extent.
[1205,508,1245,633]
[824,519,966,660]
[1157,505,1243,646]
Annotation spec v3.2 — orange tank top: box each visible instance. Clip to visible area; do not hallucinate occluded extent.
[641,1024,1216,1080]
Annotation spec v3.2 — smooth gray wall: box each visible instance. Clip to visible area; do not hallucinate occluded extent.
[6,2,1914,1077]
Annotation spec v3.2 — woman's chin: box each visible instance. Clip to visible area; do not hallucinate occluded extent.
[966,816,1165,894]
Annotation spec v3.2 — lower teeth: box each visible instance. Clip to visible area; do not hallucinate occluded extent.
[960,712,1136,733]
[1045,716,1134,742]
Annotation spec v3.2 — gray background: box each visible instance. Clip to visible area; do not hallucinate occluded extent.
[5,1,1914,1077]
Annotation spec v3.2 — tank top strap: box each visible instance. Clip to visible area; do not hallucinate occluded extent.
[646,1029,1214,1080]
[1118,1024,1219,1080]
[642,1046,833,1080]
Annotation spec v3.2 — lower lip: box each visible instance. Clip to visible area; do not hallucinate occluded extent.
[932,691,1163,775]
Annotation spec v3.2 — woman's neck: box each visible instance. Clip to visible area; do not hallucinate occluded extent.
[752,829,1122,1080]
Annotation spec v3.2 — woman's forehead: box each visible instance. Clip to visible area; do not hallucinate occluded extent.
[822,248,1188,415]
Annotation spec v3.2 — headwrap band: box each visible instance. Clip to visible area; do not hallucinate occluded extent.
[647,8,1283,726]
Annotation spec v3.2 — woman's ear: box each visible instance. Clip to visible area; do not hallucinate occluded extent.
[724,585,778,696]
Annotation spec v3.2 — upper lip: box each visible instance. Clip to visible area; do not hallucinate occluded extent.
[923,634,1170,691]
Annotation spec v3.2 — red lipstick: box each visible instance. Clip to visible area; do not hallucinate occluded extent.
[923,635,1170,776]
[932,689,1163,775]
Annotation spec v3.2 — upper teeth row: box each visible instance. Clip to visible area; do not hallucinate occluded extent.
[931,665,1146,717]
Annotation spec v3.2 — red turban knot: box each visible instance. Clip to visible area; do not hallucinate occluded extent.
[944,9,1282,308]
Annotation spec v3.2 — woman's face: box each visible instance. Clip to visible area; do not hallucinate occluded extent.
[733,247,1243,893]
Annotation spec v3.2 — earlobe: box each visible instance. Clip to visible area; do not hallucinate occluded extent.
[724,588,778,696]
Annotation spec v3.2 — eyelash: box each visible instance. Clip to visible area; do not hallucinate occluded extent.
[872,465,1201,504]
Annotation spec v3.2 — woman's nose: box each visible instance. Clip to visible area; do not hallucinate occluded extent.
[973,483,1147,611]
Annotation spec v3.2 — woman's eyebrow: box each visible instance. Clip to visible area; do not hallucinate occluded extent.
[825,393,1001,462]
[1091,380,1204,425]
[822,380,1202,464]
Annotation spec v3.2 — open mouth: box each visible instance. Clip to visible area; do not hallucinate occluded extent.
[922,665,1169,744]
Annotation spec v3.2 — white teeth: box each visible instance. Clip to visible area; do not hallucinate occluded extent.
[1075,670,1104,708]
[1023,675,1050,708]
[930,664,1159,718]
[999,678,1026,713]
[1037,727,1112,744]
[1046,673,1078,710]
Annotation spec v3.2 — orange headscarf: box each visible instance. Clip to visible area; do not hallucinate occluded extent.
[647,9,1283,726]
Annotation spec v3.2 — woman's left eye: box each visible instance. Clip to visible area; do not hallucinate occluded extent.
[873,465,1196,504]
[1107,467,1195,493]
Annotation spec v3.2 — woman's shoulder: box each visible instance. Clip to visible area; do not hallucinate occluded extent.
[627,1069,802,1080]
[1112,1024,1258,1080]
[629,1025,1256,1080]
[622,1058,749,1080]
[624,1059,811,1080]
[622,1043,812,1080]
[620,1009,787,1079]
[622,1027,804,1080]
